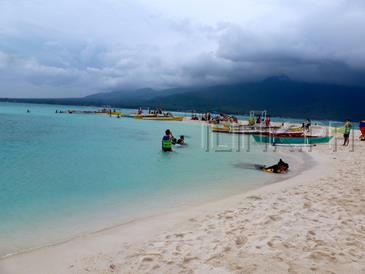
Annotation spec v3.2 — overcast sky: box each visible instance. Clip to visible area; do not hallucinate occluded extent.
[1,0,365,97]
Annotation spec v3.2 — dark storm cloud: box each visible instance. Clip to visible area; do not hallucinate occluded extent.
[1,0,365,97]
[215,2,365,86]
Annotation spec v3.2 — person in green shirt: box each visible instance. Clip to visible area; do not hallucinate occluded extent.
[343,119,352,146]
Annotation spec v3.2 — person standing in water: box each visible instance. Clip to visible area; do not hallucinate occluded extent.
[343,119,352,146]
[162,129,173,152]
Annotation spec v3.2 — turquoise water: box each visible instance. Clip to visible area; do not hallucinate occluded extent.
[0,102,283,257]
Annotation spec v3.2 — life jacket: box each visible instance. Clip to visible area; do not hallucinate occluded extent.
[162,135,172,150]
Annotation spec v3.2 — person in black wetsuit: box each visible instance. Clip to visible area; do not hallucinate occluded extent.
[263,159,289,174]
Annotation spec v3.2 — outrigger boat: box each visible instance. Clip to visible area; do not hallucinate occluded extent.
[136,115,184,121]
[99,111,123,117]
[211,110,280,135]
[66,109,124,117]
[252,132,333,145]
[211,124,280,134]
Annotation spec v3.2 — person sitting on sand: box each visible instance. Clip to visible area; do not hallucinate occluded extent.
[263,159,289,174]
[162,129,173,152]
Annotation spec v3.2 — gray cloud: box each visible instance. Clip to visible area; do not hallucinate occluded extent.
[1,0,365,97]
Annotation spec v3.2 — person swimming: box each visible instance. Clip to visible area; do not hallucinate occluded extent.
[262,159,289,174]
[162,129,173,152]
[177,135,185,145]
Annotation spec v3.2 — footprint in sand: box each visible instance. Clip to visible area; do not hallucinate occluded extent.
[303,201,312,209]
[247,195,263,200]
[174,233,185,238]
[309,250,337,262]
[235,236,248,247]
[264,215,282,224]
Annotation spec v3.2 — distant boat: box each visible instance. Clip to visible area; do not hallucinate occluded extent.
[128,113,184,121]
[252,133,333,145]
[126,108,183,121]
[139,115,184,121]
[211,124,280,135]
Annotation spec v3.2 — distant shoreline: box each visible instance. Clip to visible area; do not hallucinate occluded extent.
[0,100,345,124]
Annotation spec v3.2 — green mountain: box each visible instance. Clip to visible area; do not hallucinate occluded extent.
[145,78,365,121]
[1,77,364,121]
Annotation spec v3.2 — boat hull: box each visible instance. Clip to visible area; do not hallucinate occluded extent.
[127,114,183,121]
[253,134,333,145]
[211,125,280,135]
[141,116,184,121]
[125,114,184,121]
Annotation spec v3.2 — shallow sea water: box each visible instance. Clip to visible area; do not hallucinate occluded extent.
[0,102,289,256]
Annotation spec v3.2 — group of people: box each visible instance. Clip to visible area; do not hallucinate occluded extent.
[148,108,164,115]
[248,115,271,127]
[161,117,364,175]
[193,112,239,124]
[162,128,289,175]
[162,129,186,152]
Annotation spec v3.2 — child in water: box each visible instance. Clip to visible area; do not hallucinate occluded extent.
[177,135,185,145]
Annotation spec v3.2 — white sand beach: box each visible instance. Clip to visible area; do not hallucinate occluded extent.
[1,132,364,274]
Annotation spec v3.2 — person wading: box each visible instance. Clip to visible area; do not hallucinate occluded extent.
[162,129,173,152]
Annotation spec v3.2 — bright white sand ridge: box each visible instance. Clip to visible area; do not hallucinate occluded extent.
[1,135,364,274]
